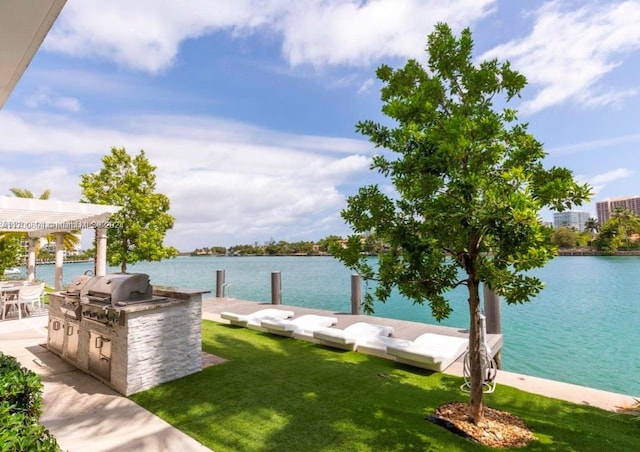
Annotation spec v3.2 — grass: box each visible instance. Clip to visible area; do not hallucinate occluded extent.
[130,321,638,451]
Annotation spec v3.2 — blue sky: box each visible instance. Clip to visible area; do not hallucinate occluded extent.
[1,0,639,251]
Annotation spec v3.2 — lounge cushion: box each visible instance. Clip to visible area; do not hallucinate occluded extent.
[386,333,468,372]
[313,322,394,351]
[261,314,338,339]
[220,308,295,329]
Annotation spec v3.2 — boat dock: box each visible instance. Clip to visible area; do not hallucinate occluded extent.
[202,296,502,363]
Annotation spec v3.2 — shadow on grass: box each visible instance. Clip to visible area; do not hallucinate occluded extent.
[130,321,638,451]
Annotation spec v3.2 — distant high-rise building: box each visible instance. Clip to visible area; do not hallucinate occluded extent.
[553,211,591,231]
[596,196,640,225]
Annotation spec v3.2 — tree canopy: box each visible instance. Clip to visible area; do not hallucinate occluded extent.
[0,233,22,276]
[80,147,179,272]
[596,208,640,253]
[331,23,591,423]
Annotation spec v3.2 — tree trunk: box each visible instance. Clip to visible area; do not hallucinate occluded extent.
[467,280,484,423]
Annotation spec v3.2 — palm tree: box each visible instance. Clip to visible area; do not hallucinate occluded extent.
[9,188,51,200]
[583,217,599,246]
[8,188,81,254]
[584,217,599,234]
[610,208,640,249]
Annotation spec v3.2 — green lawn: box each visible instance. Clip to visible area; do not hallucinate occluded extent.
[130,321,637,451]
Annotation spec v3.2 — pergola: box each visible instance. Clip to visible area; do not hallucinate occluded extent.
[0,196,121,290]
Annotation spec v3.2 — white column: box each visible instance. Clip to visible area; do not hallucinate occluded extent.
[27,237,37,282]
[54,233,64,290]
[95,228,107,276]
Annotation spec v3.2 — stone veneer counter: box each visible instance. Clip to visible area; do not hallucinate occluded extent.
[48,286,209,396]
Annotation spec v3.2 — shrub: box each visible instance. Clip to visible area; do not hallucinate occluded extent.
[0,353,60,451]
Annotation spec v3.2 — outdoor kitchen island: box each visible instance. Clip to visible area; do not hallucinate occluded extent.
[47,273,208,396]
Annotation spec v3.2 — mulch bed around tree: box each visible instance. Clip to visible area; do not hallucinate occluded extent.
[428,402,536,448]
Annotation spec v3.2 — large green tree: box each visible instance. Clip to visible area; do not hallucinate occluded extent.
[331,23,590,423]
[80,147,179,272]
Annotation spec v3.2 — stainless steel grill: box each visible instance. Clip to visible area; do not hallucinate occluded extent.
[60,274,93,319]
[79,273,166,325]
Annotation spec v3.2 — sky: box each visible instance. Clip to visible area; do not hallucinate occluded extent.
[1,0,640,252]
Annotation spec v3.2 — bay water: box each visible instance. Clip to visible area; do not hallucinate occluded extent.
[33,255,639,397]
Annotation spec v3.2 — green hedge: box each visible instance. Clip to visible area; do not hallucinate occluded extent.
[0,353,60,451]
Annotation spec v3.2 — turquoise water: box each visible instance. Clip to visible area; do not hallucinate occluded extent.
[32,255,640,397]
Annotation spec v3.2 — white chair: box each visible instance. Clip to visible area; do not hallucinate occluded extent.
[1,290,25,320]
[17,282,45,315]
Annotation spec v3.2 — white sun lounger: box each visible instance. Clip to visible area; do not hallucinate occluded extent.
[356,335,413,358]
[220,308,295,330]
[312,322,394,351]
[385,333,468,372]
[261,314,338,340]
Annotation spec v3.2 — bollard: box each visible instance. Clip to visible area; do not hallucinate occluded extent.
[215,270,225,298]
[483,283,502,368]
[350,274,362,315]
[271,271,281,305]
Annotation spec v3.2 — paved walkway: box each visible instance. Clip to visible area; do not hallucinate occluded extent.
[0,315,211,452]
[1,299,636,451]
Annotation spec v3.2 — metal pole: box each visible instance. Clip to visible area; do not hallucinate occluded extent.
[271,271,281,305]
[483,283,502,368]
[215,270,225,298]
[351,274,361,315]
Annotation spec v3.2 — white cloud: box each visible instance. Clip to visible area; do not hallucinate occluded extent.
[23,91,82,112]
[45,0,496,73]
[481,1,640,113]
[277,0,496,67]
[590,168,632,186]
[357,78,375,94]
[0,111,373,249]
[547,133,640,155]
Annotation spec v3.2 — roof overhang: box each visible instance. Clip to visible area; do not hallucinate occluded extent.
[0,196,121,237]
[0,0,67,109]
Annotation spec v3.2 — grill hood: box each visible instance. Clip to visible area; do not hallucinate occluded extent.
[80,273,154,307]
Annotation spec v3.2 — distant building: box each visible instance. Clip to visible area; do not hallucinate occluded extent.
[553,211,590,231]
[596,196,640,225]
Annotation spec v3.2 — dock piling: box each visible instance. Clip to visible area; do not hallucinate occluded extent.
[271,271,281,305]
[351,274,362,315]
[215,270,225,298]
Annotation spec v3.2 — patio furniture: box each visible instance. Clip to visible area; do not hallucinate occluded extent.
[385,333,468,372]
[261,314,338,340]
[220,308,295,330]
[18,282,45,312]
[312,322,394,351]
[1,284,26,320]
